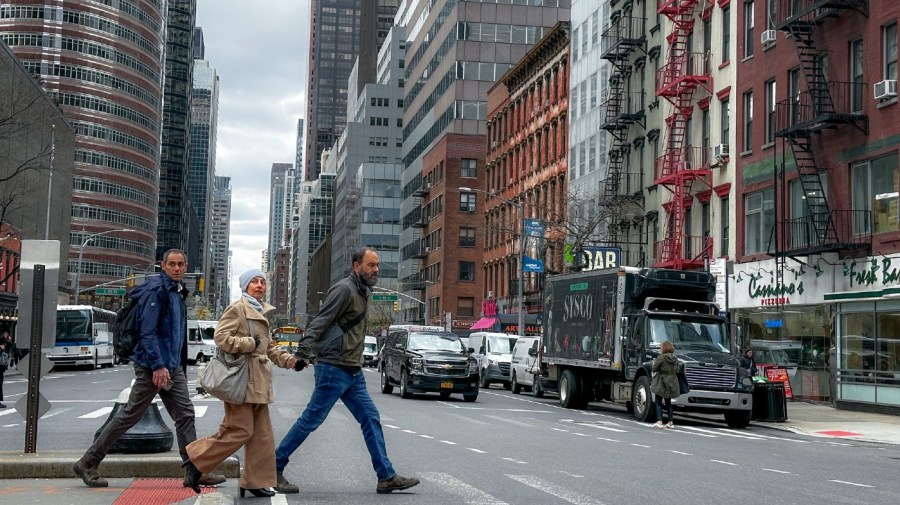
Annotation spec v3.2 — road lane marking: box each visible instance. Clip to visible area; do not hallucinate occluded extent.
[467,448,487,454]
[384,424,400,429]
[680,426,759,439]
[420,472,508,504]
[710,460,738,466]
[440,440,457,445]
[194,406,207,418]
[482,414,535,428]
[720,429,808,443]
[79,407,113,419]
[829,480,873,488]
[556,470,585,478]
[402,429,416,434]
[595,437,620,443]
[501,457,528,464]
[630,443,651,448]
[270,493,289,505]
[506,475,605,505]
[550,428,569,433]
[0,410,18,417]
[419,434,434,439]
[575,422,628,433]
[668,450,692,456]
[762,468,793,474]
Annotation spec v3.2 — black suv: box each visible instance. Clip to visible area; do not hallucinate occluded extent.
[379,326,479,401]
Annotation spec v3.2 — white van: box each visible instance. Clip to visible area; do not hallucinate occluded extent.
[363,335,379,367]
[187,320,218,364]
[510,336,541,394]
[467,331,518,389]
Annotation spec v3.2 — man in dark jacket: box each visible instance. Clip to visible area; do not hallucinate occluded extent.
[73,249,224,488]
[274,247,419,495]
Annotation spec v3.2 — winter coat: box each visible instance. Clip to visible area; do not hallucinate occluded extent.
[214,297,294,404]
[298,273,369,367]
[131,272,188,371]
[651,352,680,399]
[740,355,758,376]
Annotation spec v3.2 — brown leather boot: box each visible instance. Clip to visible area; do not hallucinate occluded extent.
[73,458,108,488]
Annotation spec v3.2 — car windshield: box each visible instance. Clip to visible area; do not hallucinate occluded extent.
[408,332,464,352]
[488,335,517,354]
[648,316,729,352]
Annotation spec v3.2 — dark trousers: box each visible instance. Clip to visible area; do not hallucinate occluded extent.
[0,367,5,402]
[655,395,673,422]
[83,365,196,465]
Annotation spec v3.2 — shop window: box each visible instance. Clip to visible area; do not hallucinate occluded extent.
[852,153,899,235]
[744,188,774,254]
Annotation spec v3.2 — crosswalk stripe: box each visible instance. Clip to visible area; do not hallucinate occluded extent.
[680,426,763,440]
[506,475,606,505]
[420,471,509,505]
[575,422,628,433]
[79,407,113,419]
[194,405,207,418]
[720,429,808,443]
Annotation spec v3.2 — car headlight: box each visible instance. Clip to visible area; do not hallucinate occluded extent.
[410,357,424,372]
[467,359,479,374]
[742,376,754,389]
[489,358,497,365]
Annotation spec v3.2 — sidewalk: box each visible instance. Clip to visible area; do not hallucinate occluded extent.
[756,400,900,445]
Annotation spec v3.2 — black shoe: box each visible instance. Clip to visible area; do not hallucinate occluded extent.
[376,474,420,494]
[0,403,6,409]
[181,460,202,494]
[240,487,275,498]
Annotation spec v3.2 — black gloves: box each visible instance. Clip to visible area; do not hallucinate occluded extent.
[253,336,261,349]
[292,352,309,371]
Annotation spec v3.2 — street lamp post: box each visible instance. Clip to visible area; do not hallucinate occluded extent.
[459,187,525,341]
[73,229,134,303]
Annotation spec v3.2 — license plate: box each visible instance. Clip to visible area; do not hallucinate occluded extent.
[440,381,453,389]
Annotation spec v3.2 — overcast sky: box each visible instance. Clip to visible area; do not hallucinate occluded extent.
[196,0,310,301]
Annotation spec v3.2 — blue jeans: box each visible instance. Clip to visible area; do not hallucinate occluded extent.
[275,363,395,481]
[655,395,673,422]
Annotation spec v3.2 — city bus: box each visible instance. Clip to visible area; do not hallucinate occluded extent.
[47,305,117,369]
[273,326,303,352]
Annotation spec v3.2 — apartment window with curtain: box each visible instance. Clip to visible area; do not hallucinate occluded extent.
[745,189,775,255]
[720,196,729,256]
[767,0,776,30]
[743,91,753,152]
[788,68,801,125]
[884,23,898,82]
[722,6,731,64]
[765,79,776,143]
[850,39,864,112]
[721,98,730,147]
[703,16,712,54]
[744,1,755,58]
[702,108,710,151]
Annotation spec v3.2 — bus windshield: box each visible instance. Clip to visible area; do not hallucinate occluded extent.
[56,308,93,345]
[273,326,303,350]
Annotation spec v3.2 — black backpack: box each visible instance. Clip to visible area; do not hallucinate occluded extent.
[113,289,168,362]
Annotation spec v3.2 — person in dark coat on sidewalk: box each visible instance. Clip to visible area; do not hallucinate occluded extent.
[0,329,11,409]
[651,340,679,428]
[740,348,758,376]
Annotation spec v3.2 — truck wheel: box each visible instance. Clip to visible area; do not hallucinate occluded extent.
[511,372,521,394]
[380,366,394,394]
[725,410,752,429]
[196,353,206,364]
[559,369,583,409]
[533,378,545,398]
[463,393,478,402]
[400,369,412,399]
[479,371,490,389]
[631,376,657,423]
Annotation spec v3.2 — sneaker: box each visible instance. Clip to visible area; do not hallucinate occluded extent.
[666,421,675,429]
[274,473,299,494]
[73,458,108,488]
[376,475,420,494]
[653,421,664,428]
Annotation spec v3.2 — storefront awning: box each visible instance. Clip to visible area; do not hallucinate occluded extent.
[469,317,497,330]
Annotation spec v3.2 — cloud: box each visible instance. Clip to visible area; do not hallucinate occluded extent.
[196,0,310,302]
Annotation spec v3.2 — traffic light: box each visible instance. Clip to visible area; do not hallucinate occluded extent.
[127,274,135,287]
[393,301,400,312]
[198,276,205,292]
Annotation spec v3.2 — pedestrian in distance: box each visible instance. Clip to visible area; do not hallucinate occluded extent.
[651,340,679,429]
[183,269,298,497]
[73,249,225,489]
[274,247,420,495]
[0,329,12,409]
[740,348,758,376]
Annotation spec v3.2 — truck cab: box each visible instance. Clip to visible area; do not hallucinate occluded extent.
[467,331,518,389]
[187,320,217,364]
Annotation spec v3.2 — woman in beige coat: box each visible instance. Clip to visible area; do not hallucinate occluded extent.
[183,269,296,497]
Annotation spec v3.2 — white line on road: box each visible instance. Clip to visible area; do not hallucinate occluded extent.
[668,450,693,456]
[384,424,400,429]
[630,443,651,448]
[420,472,509,505]
[506,475,606,505]
[829,480,873,488]
[550,428,569,433]
[595,437,620,443]
[268,493,289,505]
[501,457,528,464]
[556,470,585,478]
[680,426,759,439]
[467,448,487,454]
[194,405,207,418]
[402,429,416,434]
[575,422,628,433]
[482,414,535,428]
[79,407,113,419]
[710,460,738,466]
[0,410,18,417]
[668,427,717,438]
[720,429,807,442]
[572,432,591,437]
[419,434,434,439]
[440,440,458,445]
[762,468,793,474]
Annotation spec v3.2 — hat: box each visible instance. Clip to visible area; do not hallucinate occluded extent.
[239,269,266,292]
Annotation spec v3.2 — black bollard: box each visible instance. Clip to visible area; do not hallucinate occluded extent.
[94,385,174,454]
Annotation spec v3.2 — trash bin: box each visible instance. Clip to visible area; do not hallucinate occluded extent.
[751,381,788,422]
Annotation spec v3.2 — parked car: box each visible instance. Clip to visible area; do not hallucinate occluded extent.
[467,331,518,389]
[510,336,540,394]
[380,325,479,401]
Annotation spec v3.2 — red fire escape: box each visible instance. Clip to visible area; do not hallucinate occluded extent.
[654,0,712,269]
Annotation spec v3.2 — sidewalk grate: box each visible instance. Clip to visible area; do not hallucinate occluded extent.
[113,478,216,505]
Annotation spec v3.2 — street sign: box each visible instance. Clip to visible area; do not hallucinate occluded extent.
[96,287,126,296]
[372,293,399,302]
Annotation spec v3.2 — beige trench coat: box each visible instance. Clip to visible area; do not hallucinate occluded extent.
[214,297,293,404]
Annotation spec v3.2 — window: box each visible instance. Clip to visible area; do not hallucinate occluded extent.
[744,188,775,254]
[459,227,476,247]
[744,1,755,59]
[459,261,475,281]
[702,202,711,239]
[850,39,864,112]
[765,79,776,143]
[743,91,753,152]
[722,6,731,64]
[460,192,476,212]
[572,27,579,62]
[702,108,710,150]
[767,0,776,30]
[721,196,729,256]
[852,153,899,235]
[457,297,475,317]
[790,176,829,247]
[721,98,730,146]
[703,15,712,55]
[885,22,898,81]
[684,206,693,259]
[460,158,476,178]
[590,72,598,109]
[788,68,801,125]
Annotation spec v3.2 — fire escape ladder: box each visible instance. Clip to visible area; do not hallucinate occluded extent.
[786,135,836,244]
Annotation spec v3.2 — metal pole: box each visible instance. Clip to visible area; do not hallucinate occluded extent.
[518,203,525,340]
[24,264,45,453]
[44,126,54,240]
[424,286,429,325]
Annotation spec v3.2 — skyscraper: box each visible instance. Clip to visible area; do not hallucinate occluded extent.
[210,176,232,313]
[189,54,219,286]
[267,163,292,265]
[1,1,168,295]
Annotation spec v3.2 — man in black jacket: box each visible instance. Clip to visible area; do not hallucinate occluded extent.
[274,247,419,495]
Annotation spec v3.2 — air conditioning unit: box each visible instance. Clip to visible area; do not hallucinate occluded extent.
[874,79,898,100]
[467,204,476,212]
[713,143,729,159]
[424,246,430,253]
[425,182,433,189]
[760,30,776,46]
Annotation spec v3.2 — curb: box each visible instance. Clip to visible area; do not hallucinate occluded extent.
[0,450,240,479]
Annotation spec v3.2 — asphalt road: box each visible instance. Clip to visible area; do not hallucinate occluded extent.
[2,364,899,504]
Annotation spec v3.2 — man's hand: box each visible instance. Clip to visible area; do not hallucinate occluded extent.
[292,358,309,371]
[152,368,171,389]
